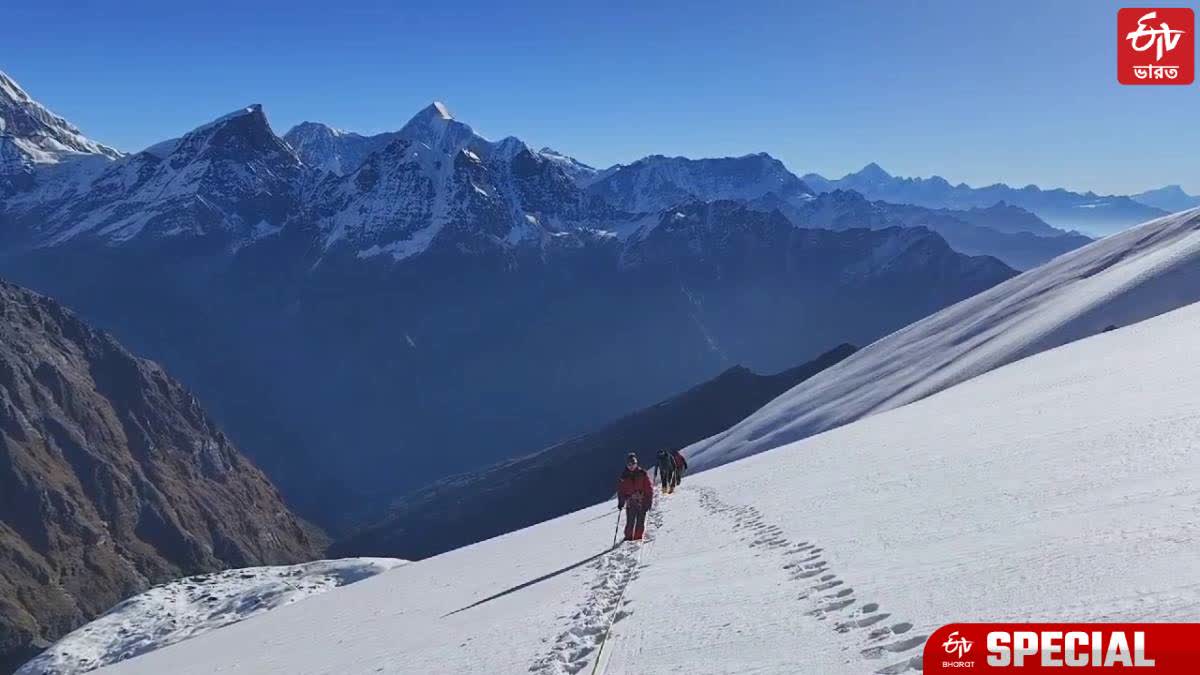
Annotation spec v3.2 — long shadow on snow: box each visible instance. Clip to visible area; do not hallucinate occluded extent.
[442,547,616,618]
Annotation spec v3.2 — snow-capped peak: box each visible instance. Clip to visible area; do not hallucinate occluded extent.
[36,102,303,245]
[537,147,601,186]
[587,152,813,213]
[0,70,34,107]
[405,101,455,127]
[182,104,271,141]
[287,121,350,138]
[141,104,293,161]
[0,69,122,166]
[396,101,480,158]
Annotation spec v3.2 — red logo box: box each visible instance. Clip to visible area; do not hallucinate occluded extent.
[1118,8,1194,84]
[925,623,1200,673]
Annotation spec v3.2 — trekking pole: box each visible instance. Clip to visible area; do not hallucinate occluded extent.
[611,509,622,547]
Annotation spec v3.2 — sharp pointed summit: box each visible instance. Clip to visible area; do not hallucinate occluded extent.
[404,101,455,128]
[431,100,453,120]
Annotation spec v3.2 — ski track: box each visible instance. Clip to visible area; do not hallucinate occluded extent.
[529,498,665,675]
[691,485,926,674]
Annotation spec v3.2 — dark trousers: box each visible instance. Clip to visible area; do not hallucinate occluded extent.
[624,505,647,540]
[660,470,673,490]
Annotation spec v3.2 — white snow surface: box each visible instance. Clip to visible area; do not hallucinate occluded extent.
[18,558,405,675]
[686,207,1200,471]
[87,299,1200,674]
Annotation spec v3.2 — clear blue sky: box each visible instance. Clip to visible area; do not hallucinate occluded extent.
[4,0,1196,194]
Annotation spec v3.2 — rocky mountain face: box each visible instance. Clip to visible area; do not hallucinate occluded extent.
[0,281,318,674]
[331,344,857,560]
[0,71,1017,534]
[803,163,1167,235]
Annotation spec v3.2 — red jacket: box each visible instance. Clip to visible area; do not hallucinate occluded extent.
[671,450,688,472]
[617,467,653,510]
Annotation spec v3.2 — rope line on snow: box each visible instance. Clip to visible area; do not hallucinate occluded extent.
[588,486,662,675]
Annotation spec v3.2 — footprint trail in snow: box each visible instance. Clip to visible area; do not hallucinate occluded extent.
[528,505,664,675]
[692,485,926,674]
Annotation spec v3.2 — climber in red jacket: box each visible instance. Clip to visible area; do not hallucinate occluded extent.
[617,452,654,541]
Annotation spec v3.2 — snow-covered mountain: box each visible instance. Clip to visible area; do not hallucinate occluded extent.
[686,207,1200,471]
[0,70,121,197]
[17,104,305,246]
[536,146,601,186]
[0,72,1022,538]
[0,70,121,167]
[282,122,399,177]
[18,559,405,675]
[803,163,1167,235]
[587,152,814,213]
[86,296,1200,674]
[0,71,1009,541]
[1132,184,1200,213]
[308,101,615,261]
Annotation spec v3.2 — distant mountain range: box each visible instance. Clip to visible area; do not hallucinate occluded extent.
[803,163,1169,236]
[1131,184,1200,213]
[0,70,1019,533]
[0,280,316,673]
[331,344,857,560]
[768,190,1093,271]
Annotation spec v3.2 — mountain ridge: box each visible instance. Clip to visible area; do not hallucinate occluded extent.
[331,344,857,560]
[802,162,1168,235]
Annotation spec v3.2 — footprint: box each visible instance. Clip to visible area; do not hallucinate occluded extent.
[862,635,927,659]
[857,613,891,628]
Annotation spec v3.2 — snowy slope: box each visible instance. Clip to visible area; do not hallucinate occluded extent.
[89,299,1200,674]
[537,147,602,186]
[686,207,1200,471]
[19,559,405,675]
[0,70,121,166]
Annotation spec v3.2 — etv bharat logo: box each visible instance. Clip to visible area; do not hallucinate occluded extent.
[942,631,974,659]
[1118,8,1194,84]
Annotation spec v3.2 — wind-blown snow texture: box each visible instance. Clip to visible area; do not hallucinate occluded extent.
[19,559,405,675]
[89,298,1200,674]
[687,207,1200,471]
